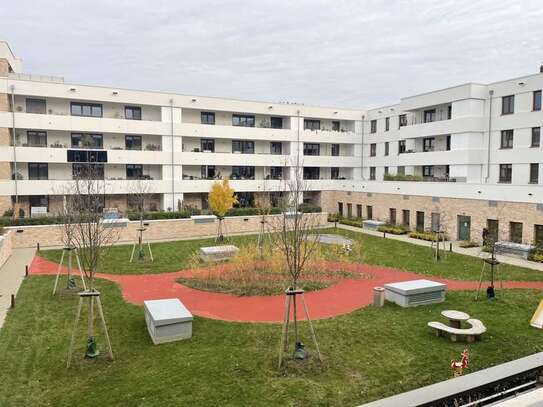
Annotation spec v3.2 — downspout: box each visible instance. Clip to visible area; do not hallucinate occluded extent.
[360,114,365,181]
[170,99,175,210]
[10,84,18,207]
[485,90,493,183]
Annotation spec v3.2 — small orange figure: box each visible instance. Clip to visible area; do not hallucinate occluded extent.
[451,349,469,377]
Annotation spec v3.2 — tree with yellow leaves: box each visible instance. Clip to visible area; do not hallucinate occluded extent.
[208,178,238,241]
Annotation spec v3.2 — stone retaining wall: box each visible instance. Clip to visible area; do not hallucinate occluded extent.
[0,230,13,267]
[5,212,329,249]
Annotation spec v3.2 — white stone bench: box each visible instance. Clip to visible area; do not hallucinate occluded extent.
[199,245,239,262]
[428,318,486,342]
[362,220,386,230]
[144,298,193,344]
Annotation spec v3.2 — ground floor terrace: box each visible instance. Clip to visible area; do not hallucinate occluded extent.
[1,227,542,405]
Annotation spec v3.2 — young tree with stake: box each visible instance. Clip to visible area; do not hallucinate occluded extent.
[208,177,238,241]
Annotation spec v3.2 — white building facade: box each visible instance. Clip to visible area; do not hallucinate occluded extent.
[0,41,542,245]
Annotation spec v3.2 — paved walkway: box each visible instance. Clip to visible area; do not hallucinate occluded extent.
[30,256,543,324]
[335,223,543,272]
[0,248,36,328]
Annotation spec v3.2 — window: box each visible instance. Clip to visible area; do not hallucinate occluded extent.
[125,135,142,150]
[389,208,397,225]
[509,222,523,243]
[332,121,340,131]
[331,167,340,179]
[67,150,107,163]
[303,167,320,180]
[72,163,104,179]
[402,209,410,227]
[499,164,512,183]
[487,219,499,244]
[397,166,405,176]
[25,98,46,114]
[270,142,282,155]
[303,143,320,156]
[366,205,373,220]
[533,90,542,111]
[304,119,320,130]
[423,166,434,177]
[530,163,539,184]
[27,131,47,147]
[447,105,452,120]
[423,109,436,123]
[71,102,102,117]
[331,144,340,156]
[446,135,451,151]
[399,114,407,128]
[201,111,215,125]
[125,106,141,120]
[28,163,48,180]
[347,203,352,218]
[423,137,435,152]
[71,133,103,148]
[270,167,283,179]
[231,166,255,179]
[236,192,254,207]
[232,140,254,154]
[502,95,514,115]
[398,140,406,154]
[384,166,389,175]
[201,139,215,152]
[356,204,362,219]
[338,202,343,217]
[370,120,377,133]
[500,130,513,149]
[201,165,216,179]
[532,127,540,147]
[369,167,376,180]
[370,143,377,157]
[385,117,390,131]
[126,164,143,179]
[431,213,441,232]
[29,195,49,210]
[384,142,389,156]
[270,117,283,129]
[232,114,255,127]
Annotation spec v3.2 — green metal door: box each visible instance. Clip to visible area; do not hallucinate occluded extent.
[457,215,471,241]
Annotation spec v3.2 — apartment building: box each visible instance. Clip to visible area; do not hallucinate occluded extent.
[0,41,362,218]
[0,41,542,245]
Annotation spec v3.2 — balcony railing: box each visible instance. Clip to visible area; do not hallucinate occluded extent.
[403,111,451,126]
[383,174,460,182]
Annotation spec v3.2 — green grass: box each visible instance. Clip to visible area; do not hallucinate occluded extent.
[40,227,543,281]
[0,276,542,406]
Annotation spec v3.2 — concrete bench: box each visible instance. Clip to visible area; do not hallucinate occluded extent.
[362,220,386,231]
[144,298,193,344]
[199,245,239,262]
[428,318,486,342]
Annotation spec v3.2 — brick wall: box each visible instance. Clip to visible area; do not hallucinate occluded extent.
[6,212,329,248]
[322,190,543,245]
[0,59,9,77]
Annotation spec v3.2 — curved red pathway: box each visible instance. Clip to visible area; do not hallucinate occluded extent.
[30,256,543,323]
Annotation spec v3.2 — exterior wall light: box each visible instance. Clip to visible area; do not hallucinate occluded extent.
[191,98,197,102]
[112,91,119,95]
[69,87,76,92]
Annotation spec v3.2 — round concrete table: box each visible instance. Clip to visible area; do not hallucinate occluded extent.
[441,310,470,328]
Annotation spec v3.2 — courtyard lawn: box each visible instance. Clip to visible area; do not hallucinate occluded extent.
[39,227,543,281]
[0,275,541,406]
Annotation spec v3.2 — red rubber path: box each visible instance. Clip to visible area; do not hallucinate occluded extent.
[30,256,543,323]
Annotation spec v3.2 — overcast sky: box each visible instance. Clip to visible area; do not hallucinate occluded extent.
[1,0,542,108]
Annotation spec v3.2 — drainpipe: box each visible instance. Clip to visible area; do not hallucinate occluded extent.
[485,90,493,183]
[170,99,175,210]
[360,115,365,181]
[10,85,18,207]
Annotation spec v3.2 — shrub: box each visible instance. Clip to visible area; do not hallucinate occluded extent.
[383,174,424,182]
[377,224,409,235]
[126,211,193,221]
[225,207,282,217]
[298,203,322,213]
[0,216,65,227]
[3,208,13,217]
[339,218,362,228]
[528,248,543,263]
[459,240,480,248]
[409,231,440,242]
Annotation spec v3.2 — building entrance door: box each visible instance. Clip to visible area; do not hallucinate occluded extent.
[457,215,471,241]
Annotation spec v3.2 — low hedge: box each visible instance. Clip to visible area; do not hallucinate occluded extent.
[298,203,322,213]
[339,218,363,228]
[408,231,444,242]
[458,240,480,248]
[377,224,409,235]
[528,248,543,263]
[0,216,65,227]
[127,211,192,221]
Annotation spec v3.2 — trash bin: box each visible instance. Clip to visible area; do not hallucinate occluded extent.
[373,287,385,307]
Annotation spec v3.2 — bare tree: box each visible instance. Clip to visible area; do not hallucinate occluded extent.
[66,164,119,366]
[267,151,323,366]
[128,178,154,262]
